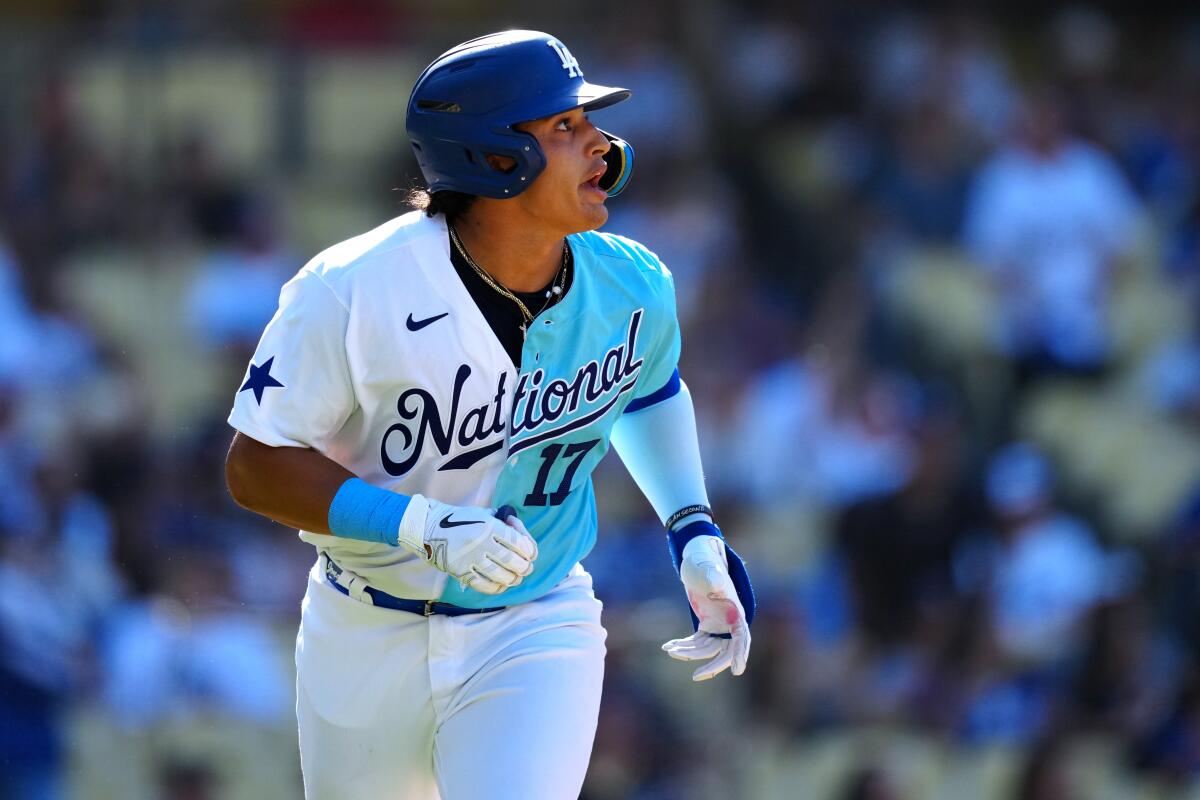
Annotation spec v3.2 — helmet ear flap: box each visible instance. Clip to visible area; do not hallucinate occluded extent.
[597,130,634,197]
[410,125,546,198]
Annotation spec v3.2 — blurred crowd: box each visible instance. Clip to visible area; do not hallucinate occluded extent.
[2,3,1200,799]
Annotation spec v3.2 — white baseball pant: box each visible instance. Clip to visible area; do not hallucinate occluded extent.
[295,559,606,799]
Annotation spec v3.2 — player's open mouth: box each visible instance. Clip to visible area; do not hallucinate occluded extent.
[582,166,606,195]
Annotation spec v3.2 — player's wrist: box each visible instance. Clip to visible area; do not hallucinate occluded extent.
[327,477,410,547]
[664,503,714,532]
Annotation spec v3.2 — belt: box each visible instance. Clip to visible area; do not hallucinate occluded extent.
[322,554,506,617]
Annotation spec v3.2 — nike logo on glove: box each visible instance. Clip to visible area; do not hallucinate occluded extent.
[439,514,482,529]
[407,312,449,331]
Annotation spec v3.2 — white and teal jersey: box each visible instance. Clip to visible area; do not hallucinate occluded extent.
[229,211,679,607]
[446,229,679,606]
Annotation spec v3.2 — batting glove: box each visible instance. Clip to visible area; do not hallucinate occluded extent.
[397,495,538,595]
[663,534,752,681]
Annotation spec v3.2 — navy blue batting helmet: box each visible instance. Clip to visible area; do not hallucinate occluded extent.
[406,30,635,199]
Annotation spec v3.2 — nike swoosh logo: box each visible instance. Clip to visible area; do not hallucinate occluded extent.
[407,312,449,331]
[439,514,482,529]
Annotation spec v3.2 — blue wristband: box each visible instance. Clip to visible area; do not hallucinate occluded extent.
[327,478,411,546]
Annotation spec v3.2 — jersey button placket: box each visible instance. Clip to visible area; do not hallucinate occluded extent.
[511,321,545,467]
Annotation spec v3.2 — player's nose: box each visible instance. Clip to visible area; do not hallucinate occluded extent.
[584,119,609,157]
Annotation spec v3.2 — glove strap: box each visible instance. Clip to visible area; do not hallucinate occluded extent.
[666,520,756,632]
[723,543,756,628]
[667,519,722,572]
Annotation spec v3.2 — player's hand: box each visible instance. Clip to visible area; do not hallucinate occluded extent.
[662,535,751,681]
[396,495,538,595]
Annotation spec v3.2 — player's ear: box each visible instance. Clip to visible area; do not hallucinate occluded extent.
[484,153,518,174]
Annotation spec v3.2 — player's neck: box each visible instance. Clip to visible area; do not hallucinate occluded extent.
[450,209,566,293]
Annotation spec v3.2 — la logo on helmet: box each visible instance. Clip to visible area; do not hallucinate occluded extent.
[548,40,582,78]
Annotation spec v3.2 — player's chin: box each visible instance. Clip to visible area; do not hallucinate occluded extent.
[575,189,609,229]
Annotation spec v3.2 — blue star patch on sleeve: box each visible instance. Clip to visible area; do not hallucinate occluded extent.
[240,356,285,404]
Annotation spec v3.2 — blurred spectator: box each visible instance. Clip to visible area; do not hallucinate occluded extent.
[967,443,1113,665]
[0,447,124,800]
[187,192,295,354]
[729,274,918,511]
[728,351,915,507]
[836,389,979,651]
[0,531,77,800]
[1138,326,1200,425]
[717,8,815,124]
[583,657,688,800]
[1157,491,1200,661]
[1168,193,1200,293]
[868,102,973,243]
[1070,598,1162,736]
[866,12,1016,141]
[3,74,121,268]
[0,386,45,535]
[100,550,291,729]
[0,243,98,407]
[0,243,45,383]
[963,86,1141,375]
[162,133,252,244]
[741,605,807,733]
[1133,668,1200,781]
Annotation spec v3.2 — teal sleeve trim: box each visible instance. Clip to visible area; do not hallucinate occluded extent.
[327,477,409,546]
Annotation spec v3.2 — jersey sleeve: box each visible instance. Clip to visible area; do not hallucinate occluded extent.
[629,255,682,408]
[227,269,357,449]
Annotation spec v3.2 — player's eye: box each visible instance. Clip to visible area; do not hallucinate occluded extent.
[554,117,573,132]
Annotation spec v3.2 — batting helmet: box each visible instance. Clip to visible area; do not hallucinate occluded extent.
[406,30,635,200]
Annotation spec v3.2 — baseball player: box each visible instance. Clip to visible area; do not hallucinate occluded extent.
[224,30,755,799]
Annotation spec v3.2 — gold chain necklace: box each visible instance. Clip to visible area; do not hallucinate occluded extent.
[448,224,569,337]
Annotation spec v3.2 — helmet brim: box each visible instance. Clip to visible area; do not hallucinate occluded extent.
[579,84,631,112]
[513,83,630,124]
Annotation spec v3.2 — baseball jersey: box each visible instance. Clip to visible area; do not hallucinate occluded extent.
[228,211,679,607]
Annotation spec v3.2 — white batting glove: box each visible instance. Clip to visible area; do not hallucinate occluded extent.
[662,535,751,681]
[397,495,538,595]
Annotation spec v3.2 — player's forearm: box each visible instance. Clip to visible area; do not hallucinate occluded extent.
[225,431,354,534]
[610,382,710,525]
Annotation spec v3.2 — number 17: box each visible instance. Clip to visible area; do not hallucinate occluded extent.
[524,439,599,506]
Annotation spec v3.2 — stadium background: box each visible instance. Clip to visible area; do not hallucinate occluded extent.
[2,2,1200,798]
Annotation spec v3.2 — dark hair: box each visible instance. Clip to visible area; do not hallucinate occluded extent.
[406,187,477,221]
